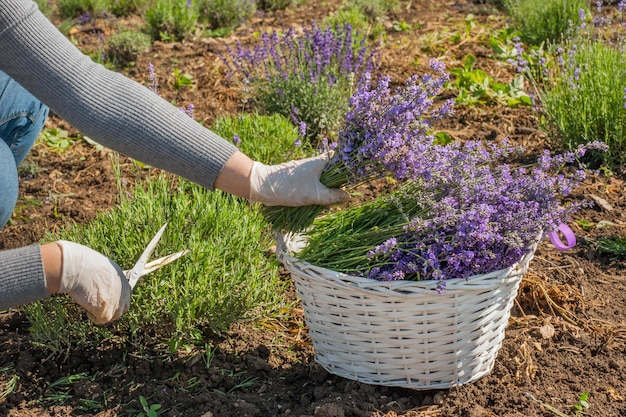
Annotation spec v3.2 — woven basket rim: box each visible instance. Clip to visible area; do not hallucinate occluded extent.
[276,232,538,294]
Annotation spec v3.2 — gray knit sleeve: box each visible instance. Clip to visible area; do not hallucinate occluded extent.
[0,0,238,190]
[0,244,48,310]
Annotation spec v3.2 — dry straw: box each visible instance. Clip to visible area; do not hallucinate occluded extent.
[277,234,537,390]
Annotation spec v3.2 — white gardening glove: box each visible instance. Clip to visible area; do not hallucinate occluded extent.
[57,241,131,324]
[249,154,350,207]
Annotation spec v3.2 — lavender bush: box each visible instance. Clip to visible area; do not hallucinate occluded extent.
[528,3,626,170]
[196,0,256,29]
[297,140,608,291]
[503,0,588,45]
[222,23,380,141]
[263,60,453,231]
[144,0,198,41]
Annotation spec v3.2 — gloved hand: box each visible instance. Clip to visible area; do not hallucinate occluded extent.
[56,241,131,324]
[249,154,350,207]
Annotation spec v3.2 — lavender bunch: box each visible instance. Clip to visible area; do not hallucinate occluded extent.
[297,140,608,292]
[263,60,453,232]
[222,23,379,140]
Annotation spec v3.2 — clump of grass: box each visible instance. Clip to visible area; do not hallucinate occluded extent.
[531,32,626,170]
[144,0,198,41]
[195,0,256,29]
[503,0,588,45]
[106,30,152,66]
[221,23,380,143]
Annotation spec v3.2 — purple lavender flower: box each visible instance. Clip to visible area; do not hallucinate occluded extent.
[328,61,453,184]
[221,23,380,139]
[147,62,159,94]
[301,140,606,286]
[232,134,241,145]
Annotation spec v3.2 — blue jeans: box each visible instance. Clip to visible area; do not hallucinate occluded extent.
[0,71,49,228]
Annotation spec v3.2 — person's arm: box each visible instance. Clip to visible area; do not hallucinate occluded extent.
[0,1,350,206]
[0,0,236,191]
[1,242,130,324]
[0,245,49,310]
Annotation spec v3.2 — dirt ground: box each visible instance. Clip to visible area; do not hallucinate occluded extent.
[1,0,626,416]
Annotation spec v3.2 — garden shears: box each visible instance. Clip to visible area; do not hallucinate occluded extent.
[123,222,189,290]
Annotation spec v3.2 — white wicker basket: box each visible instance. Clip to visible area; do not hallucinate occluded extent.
[276,233,537,390]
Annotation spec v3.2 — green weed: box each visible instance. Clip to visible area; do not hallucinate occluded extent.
[170,68,194,89]
[138,395,162,417]
[449,54,531,107]
[34,0,55,17]
[39,128,78,153]
[324,6,379,41]
[526,391,590,417]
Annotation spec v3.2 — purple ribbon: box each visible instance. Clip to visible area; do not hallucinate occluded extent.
[547,223,576,250]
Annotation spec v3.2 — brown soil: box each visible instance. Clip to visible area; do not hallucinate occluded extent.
[2,1,626,416]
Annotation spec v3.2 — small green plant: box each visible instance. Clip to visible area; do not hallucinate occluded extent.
[195,0,256,29]
[144,0,198,41]
[325,0,398,40]
[39,128,78,153]
[449,54,531,107]
[170,68,194,89]
[0,365,19,400]
[42,373,89,406]
[138,395,162,417]
[597,236,626,258]
[503,0,588,46]
[526,391,590,417]
[203,344,216,368]
[571,392,590,416]
[107,30,152,66]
